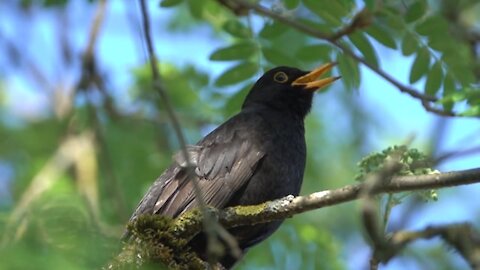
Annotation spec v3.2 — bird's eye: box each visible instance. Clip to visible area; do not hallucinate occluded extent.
[273,72,289,83]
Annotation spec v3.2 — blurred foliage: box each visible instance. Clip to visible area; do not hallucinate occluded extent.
[355,145,436,181]
[0,0,479,269]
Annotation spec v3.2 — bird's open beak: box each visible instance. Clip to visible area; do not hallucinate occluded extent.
[291,62,341,91]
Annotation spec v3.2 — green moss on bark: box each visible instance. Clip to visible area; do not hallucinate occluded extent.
[124,214,205,270]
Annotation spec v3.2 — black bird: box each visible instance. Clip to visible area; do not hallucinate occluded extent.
[125,63,340,268]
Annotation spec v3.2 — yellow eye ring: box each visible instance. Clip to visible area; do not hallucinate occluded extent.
[273,71,289,83]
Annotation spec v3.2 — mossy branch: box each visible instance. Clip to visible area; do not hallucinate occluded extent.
[107,167,480,269]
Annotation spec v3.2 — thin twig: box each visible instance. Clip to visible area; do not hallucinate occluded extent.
[87,103,129,220]
[359,150,404,266]
[137,0,240,263]
[219,0,460,117]
[421,100,456,117]
[85,0,107,61]
[330,8,372,41]
[388,223,480,268]
[435,145,480,165]
[74,0,130,220]
[360,150,405,258]
[0,30,51,92]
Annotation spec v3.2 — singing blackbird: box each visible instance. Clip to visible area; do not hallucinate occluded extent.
[125,63,340,268]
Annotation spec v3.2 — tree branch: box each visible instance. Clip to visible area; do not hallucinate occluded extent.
[383,223,480,269]
[218,0,458,117]
[214,167,480,229]
[110,167,480,268]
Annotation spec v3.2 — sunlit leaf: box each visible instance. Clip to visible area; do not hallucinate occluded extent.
[215,62,259,87]
[409,49,430,84]
[465,87,480,106]
[209,42,257,61]
[460,106,480,116]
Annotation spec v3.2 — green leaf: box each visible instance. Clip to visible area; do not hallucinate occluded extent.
[295,44,332,62]
[348,33,379,68]
[460,106,480,117]
[215,62,259,87]
[441,91,467,103]
[159,0,183,7]
[424,61,443,95]
[469,99,480,108]
[365,24,397,49]
[457,71,476,87]
[222,20,250,38]
[186,0,206,19]
[443,57,476,87]
[302,0,342,26]
[409,49,430,84]
[441,74,455,111]
[415,16,449,36]
[262,47,299,66]
[43,0,67,6]
[225,84,252,115]
[405,0,427,23]
[442,74,455,96]
[322,1,352,20]
[336,52,360,90]
[209,42,257,61]
[465,87,480,106]
[401,32,418,56]
[283,0,300,9]
[364,0,376,10]
[428,34,456,52]
[381,9,404,29]
[259,21,287,38]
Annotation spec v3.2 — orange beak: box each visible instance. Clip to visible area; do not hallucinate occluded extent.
[291,62,341,91]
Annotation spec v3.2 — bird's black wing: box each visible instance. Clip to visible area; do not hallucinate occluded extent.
[126,115,266,225]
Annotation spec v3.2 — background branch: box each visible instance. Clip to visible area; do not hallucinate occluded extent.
[385,223,480,269]
[137,0,240,263]
[218,0,457,117]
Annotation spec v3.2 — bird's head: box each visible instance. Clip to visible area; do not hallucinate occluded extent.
[243,63,340,119]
